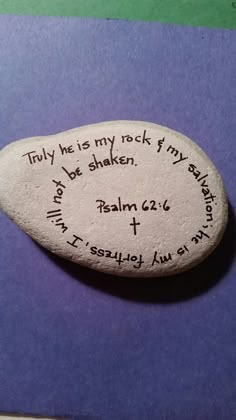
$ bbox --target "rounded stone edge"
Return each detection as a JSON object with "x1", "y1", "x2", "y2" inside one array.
[{"x1": 0, "y1": 120, "x2": 229, "y2": 278}]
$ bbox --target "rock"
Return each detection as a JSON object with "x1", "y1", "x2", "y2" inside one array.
[{"x1": 0, "y1": 121, "x2": 228, "y2": 277}]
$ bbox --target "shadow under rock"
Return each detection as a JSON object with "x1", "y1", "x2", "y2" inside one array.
[{"x1": 40, "y1": 202, "x2": 236, "y2": 304}]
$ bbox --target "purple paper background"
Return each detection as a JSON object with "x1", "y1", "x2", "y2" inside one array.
[{"x1": 0, "y1": 15, "x2": 236, "y2": 420}]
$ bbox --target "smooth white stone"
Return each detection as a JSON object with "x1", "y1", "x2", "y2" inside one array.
[{"x1": 0, "y1": 121, "x2": 228, "y2": 277}]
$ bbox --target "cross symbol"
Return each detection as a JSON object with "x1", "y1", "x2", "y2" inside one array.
[{"x1": 130, "y1": 217, "x2": 140, "y2": 236}]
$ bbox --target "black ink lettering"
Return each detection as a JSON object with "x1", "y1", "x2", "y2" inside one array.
[
  {"x1": 95, "y1": 138, "x2": 106, "y2": 147},
  {"x1": 53, "y1": 195, "x2": 62, "y2": 205},
  {"x1": 105, "y1": 250, "x2": 118, "y2": 259},
  {"x1": 151, "y1": 252, "x2": 159, "y2": 266},
  {"x1": 108, "y1": 136, "x2": 115, "y2": 147},
  {"x1": 167, "y1": 145, "x2": 188, "y2": 164},
  {"x1": 96, "y1": 198, "x2": 137, "y2": 213},
  {"x1": 206, "y1": 213, "x2": 213, "y2": 222},
  {"x1": 188, "y1": 162, "x2": 216, "y2": 223},
  {"x1": 120, "y1": 156, "x2": 127, "y2": 164},
  {"x1": 46, "y1": 209, "x2": 62, "y2": 219},
  {"x1": 22, "y1": 149, "x2": 55, "y2": 165},
  {"x1": 118, "y1": 197, "x2": 122, "y2": 212},
  {"x1": 82, "y1": 140, "x2": 90, "y2": 150},
  {"x1": 42, "y1": 148, "x2": 47, "y2": 160},
  {"x1": 177, "y1": 245, "x2": 189, "y2": 256},
  {"x1": 111, "y1": 204, "x2": 119, "y2": 212},
  {"x1": 92, "y1": 154, "x2": 103, "y2": 169},
  {"x1": 97, "y1": 248, "x2": 105, "y2": 257},
  {"x1": 160, "y1": 253, "x2": 172, "y2": 264},
  {"x1": 142, "y1": 130, "x2": 151, "y2": 145},
  {"x1": 116, "y1": 252, "x2": 125, "y2": 265},
  {"x1": 202, "y1": 188, "x2": 210, "y2": 196},
  {"x1": 95, "y1": 136, "x2": 115, "y2": 148},
  {"x1": 52, "y1": 179, "x2": 66, "y2": 205},
  {"x1": 77, "y1": 140, "x2": 90, "y2": 151},
  {"x1": 122, "y1": 130, "x2": 151, "y2": 145},
  {"x1": 57, "y1": 188, "x2": 64, "y2": 196},
  {"x1": 177, "y1": 247, "x2": 185, "y2": 256},
  {"x1": 123, "y1": 202, "x2": 137, "y2": 212},
  {"x1": 122, "y1": 135, "x2": 133, "y2": 143},
  {"x1": 62, "y1": 165, "x2": 82, "y2": 180},
  {"x1": 88, "y1": 161, "x2": 96, "y2": 171},
  {"x1": 206, "y1": 205, "x2": 212, "y2": 213},
  {"x1": 150, "y1": 200, "x2": 157, "y2": 211},
  {"x1": 157, "y1": 137, "x2": 165, "y2": 153},
  {"x1": 133, "y1": 255, "x2": 145, "y2": 269},
  {"x1": 201, "y1": 179, "x2": 209, "y2": 188},
  {"x1": 59, "y1": 143, "x2": 74, "y2": 155},
  {"x1": 188, "y1": 163, "x2": 196, "y2": 173},
  {"x1": 142, "y1": 200, "x2": 149, "y2": 211},
  {"x1": 205, "y1": 193, "x2": 216, "y2": 204},
  {"x1": 88, "y1": 152, "x2": 134, "y2": 171},
  {"x1": 163, "y1": 199, "x2": 170, "y2": 211},
  {"x1": 126, "y1": 157, "x2": 134, "y2": 165},
  {"x1": 96, "y1": 200, "x2": 106, "y2": 213},
  {"x1": 52, "y1": 179, "x2": 66, "y2": 189},
  {"x1": 34, "y1": 154, "x2": 43, "y2": 163},
  {"x1": 109, "y1": 150, "x2": 119, "y2": 165},
  {"x1": 47, "y1": 209, "x2": 61, "y2": 214},
  {"x1": 103, "y1": 158, "x2": 111, "y2": 166},
  {"x1": 152, "y1": 252, "x2": 172, "y2": 266},
  {"x1": 167, "y1": 145, "x2": 179, "y2": 157},
  {"x1": 130, "y1": 217, "x2": 140, "y2": 235},
  {"x1": 21, "y1": 151, "x2": 36, "y2": 164},
  {"x1": 55, "y1": 221, "x2": 68, "y2": 233},
  {"x1": 90, "y1": 246, "x2": 97, "y2": 255},
  {"x1": 198, "y1": 174, "x2": 208, "y2": 183},
  {"x1": 67, "y1": 235, "x2": 83, "y2": 248},
  {"x1": 47, "y1": 150, "x2": 55, "y2": 165},
  {"x1": 172, "y1": 152, "x2": 188, "y2": 165},
  {"x1": 191, "y1": 229, "x2": 210, "y2": 244}
]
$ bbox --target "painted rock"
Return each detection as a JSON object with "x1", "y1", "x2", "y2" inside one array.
[{"x1": 0, "y1": 121, "x2": 228, "y2": 277}]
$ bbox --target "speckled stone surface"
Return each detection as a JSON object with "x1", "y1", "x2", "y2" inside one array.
[{"x1": 0, "y1": 121, "x2": 228, "y2": 277}]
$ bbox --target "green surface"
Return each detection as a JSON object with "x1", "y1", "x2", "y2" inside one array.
[{"x1": 0, "y1": 0, "x2": 235, "y2": 29}]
